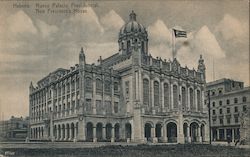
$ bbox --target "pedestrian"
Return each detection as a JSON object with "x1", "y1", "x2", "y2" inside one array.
[{"x1": 227, "y1": 134, "x2": 231, "y2": 146}]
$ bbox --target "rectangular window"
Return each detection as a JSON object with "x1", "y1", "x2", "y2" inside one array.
[
  {"x1": 96, "y1": 100, "x2": 102, "y2": 114},
  {"x1": 212, "y1": 119, "x2": 216, "y2": 124},
  {"x1": 243, "y1": 105, "x2": 247, "y2": 112},
  {"x1": 227, "y1": 118, "x2": 231, "y2": 124},
  {"x1": 235, "y1": 117, "x2": 239, "y2": 123},
  {"x1": 227, "y1": 108, "x2": 230, "y2": 113},
  {"x1": 114, "y1": 102, "x2": 119, "y2": 113},
  {"x1": 234, "y1": 106, "x2": 238, "y2": 112},
  {"x1": 219, "y1": 101, "x2": 222, "y2": 106},
  {"x1": 220, "y1": 118, "x2": 223, "y2": 124},
  {"x1": 212, "y1": 110, "x2": 216, "y2": 115}
]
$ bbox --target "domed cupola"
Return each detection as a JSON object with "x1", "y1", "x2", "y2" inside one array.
[{"x1": 118, "y1": 11, "x2": 148, "y2": 55}]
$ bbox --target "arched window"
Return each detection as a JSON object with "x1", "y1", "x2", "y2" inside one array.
[
  {"x1": 234, "y1": 98, "x2": 238, "y2": 104},
  {"x1": 242, "y1": 96, "x2": 247, "y2": 103},
  {"x1": 143, "y1": 79, "x2": 149, "y2": 106},
  {"x1": 181, "y1": 87, "x2": 186, "y2": 109},
  {"x1": 173, "y1": 85, "x2": 178, "y2": 109},
  {"x1": 85, "y1": 77, "x2": 92, "y2": 91},
  {"x1": 127, "y1": 40, "x2": 131, "y2": 53},
  {"x1": 104, "y1": 80, "x2": 111, "y2": 93},
  {"x1": 96, "y1": 78, "x2": 102, "y2": 92},
  {"x1": 164, "y1": 83, "x2": 169, "y2": 108},
  {"x1": 197, "y1": 90, "x2": 201, "y2": 111},
  {"x1": 154, "y1": 81, "x2": 159, "y2": 106},
  {"x1": 141, "y1": 42, "x2": 144, "y2": 53},
  {"x1": 190, "y1": 88, "x2": 194, "y2": 110}
]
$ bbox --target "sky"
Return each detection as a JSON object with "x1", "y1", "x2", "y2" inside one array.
[{"x1": 0, "y1": 0, "x2": 249, "y2": 120}]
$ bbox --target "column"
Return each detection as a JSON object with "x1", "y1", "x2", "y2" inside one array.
[
  {"x1": 77, "y1": 119, "x2": 86, "y2": 141},
  {"x1": 198, "y1": 126, "x2": 202, "y2": 142},
  {"x1": 163, "y1": 124, "x2": 167, "y2": 142},
  {"x1": 170, "y1": 83, "x2": 173, "y2": 110},
  {"x1": 232, "y1": 128, "x2": 235, "y2": 143},
  {"x1": 224, "y1": 129, "x2": 226, "y2": 140},
  {"x1": 69, "y1": 126, "x2": 72, "y2": 140},
  {"x1": 74, "y1": 126, "x2": 77, "y2": 139},
  {"x1": 151, "y1": 127, "x2": 157, "y2": 143},
  {"x1": 217, "y1": 129, "x2": 219, "y2": 140},
  {"x1": 111, "y1": 77, "x2": 114, "y2": 114},
  {"x1": 111, "y1": 127, "x2": 115, "y2": 142},
  {"x1": 56, "y1": 126, "x2": 59, "y2": 140},
  {"x1": 151, "y1": 79, "x2": 155, "y2": 114},
  {"x1": 61, "y1": 127, "x2": 63, "y2": 140},
  {"x1": 92, "y1": 74, "x2": 96, "y2": 114},
  {"x1": 102, "y1": 127, "x2": 106, "y2": 140},
  {"x1": 93, "y1": 127, "x2": 97, "y2": 142},
  {"x1": 194, "y1": 88, "x2": 197, "y2": 111},
  {"x1": 187, "y1": 86, "x2": 190, "y2": 111}
]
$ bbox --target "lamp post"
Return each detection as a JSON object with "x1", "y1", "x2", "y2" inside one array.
[{"x1": 207, "y1": 90, "x2": 212, "y2": 144}]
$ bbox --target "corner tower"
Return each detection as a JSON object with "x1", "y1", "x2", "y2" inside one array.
[{"x1": 118, "y1": 11, "x2": 148, "y2": 55}]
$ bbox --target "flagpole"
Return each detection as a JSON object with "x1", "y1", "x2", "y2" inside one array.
[{"x1": 172, "y1": 29, "x2": 175, "y2": 60}]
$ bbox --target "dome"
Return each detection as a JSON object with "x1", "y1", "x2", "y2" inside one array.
[{"x1": 119, "y1": 11, "x2": 147, "y2": 37}]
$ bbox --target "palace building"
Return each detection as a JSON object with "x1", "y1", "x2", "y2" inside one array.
[
  {"x1": 206, "y1": 79, "x2": 250, "y2": 142},
  {"x1": 29, "y1": 11, "x2": 209, "y2": 143}
]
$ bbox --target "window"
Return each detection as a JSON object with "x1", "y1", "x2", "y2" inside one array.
[
  {"x1": 227, "y1": 118, "x2": 231, "y2": 124},
  {"x1": 96, "y1": 79, "x2": 102, "y2": 92},
  {"x1": 125, "y1": 81, "x2": 129, "y2": 100},
  {"x1": 227, "y1": 108, "x2": 230, "y2": 113},
  {"x1": 212, "y1": 91, "x2": 215, "y2": 96},
  {"x1": 226, "y1": 99, "x2": 230, "y2": 105},
  {"x1": 114, "y1": 102, "x2": 118, "y2": 113},
  {"x1": 197, "y1": 90, "x2": 201, "y2": 111},
  {"x1": 242, "y1": 96, "x2": 247, "y2": 103},
  {"x1": 164, "y1": 83, "x2": 169, "y2": 108},
  {"x1": 190, "y1": 88, "x2": 194, "y2": 110},
  {"x1": 114, "y1": 82, "x2": 119, "y2": 92},
  {"x1": 154, "y1": 81, "x2": 160, "y2": 106},
  {"x1": 212, "y1": 102, "x2": 215, "y2": 107},
  {"x1": 235, "y1": 117, "x2": 239, "y2": 123},
  {"x1": 96, "y1": 100, "x2": 102, "y2": 114},
  {"x1": 220, "y1": 118, "x2": 223, "y2": 124},
  {"x1": 234, "y1": 106, "x2": 238, "y2": 112},
  {"x1": 105, "y1": 80, "x2": 111, "y2": 93},
  {"x1": 243, "y1": 105, "x2": 247, "y2": 112},
  {"x1": 219, "y1": 101, "x2": 222, "y2": 106},
  {"x1": 212, "y1": 119, "x2": 216, "y2": 124},
  {"x1": 173, "y1": 85, "x2": 178, "y2": 109},
  {"x1": 86, "y1": 77, "x2": 93, "y2": 91},
  {"x1": 143, "y1": 79, "x2": 149, "y2": 106},
  {"x1": 219, "y1": 108, "x2": 223, "y2": 114},
  {"x1": 182, "y1": 87, "x2": 186, "y2": 109},
  {"x1": 86, "y1": 99, "x2": 92, "y2": 112},
  {"x1": 218, "y1": 90, "x2": 222, "y2": 95},
  {"x1": 212, "y1": 110, "x2": 216, "y2": 115},
  {"x1": 234, "y1": 98, "x2": 238, "y2": 104}
]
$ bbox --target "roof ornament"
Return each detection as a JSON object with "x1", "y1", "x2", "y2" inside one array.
[{"x1": 129, "y1": 10, "x2": 136, "y2": 21}]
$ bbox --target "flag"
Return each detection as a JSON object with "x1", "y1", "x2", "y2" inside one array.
[{"x1": 173, "y1": 29, "x2": 187, "y2": 38}]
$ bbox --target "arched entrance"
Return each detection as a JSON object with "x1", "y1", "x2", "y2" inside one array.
[
  {"x1": 144, "y1": 123, "x2": 152, "y2": 141},
  {"x1": 190, "y1": 122, "x2": 199, "y2": 142},
  {"x1": 114, "y1": 123, "x2": 120, "y2": 141},
  {"x1": 66, "y1": 124, "x2": 70, "y2": 140},
  {"x1": 106, "y1": 123, "x2": 112, "y2": 141},
  {"x1": 62, "y1": 124, "x2": 65, "y2": 140},
  {"x1": 71, "y1": 123, "x2": 75, "y2": 139},
  {"x1": 183, "y1": 123, "x2": 188, "y2": 143},
  {"x1": 86, "y1": 122, "x2": 93, "y2": 141},
  {"x1": 96, "y1": 123, "x2": 103, "y2": 141},
  {"x1": 201, "y1": 124, "x2": 205, "y2": 142},
  {"x1": 125, "y1": 123, "x2": 132, "y2": 139},
  {"x1": 155, "y1": 123, "x2": 162, "y2": 140},
  {"x1": 58, "y1": 125, "x2": 61, "y2": 140},
  {"x1": 167, "y1": 122, "x2": 177, "y2": 143}
]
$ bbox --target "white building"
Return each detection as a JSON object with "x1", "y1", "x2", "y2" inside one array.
[{"x1": 29, "y1": 11, "x2": 209, "y2": 143}]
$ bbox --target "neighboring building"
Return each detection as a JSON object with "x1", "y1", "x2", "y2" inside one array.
[
  {"x1": 206, "y1": 78, "x2": 250, "y2": 142},
  {"x1": 29, "y1": 11, "x2": 208, "y2": 143},
  {"x1": 240, "y1": 100, "x2": 250, "y2": 145},
  {"x1": 0, "y1": 116, "x2": 28, "y2": 141}
]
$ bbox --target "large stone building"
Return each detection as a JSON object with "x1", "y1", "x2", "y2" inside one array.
[
  {"x1": 29, "y1": 11, "x2": 209, "y2": 143},
  {"x1": 0, "y1": 116, "x2": 28, "y2": 141},
  {"x1": 206, "y1": 78, "x2": 250, "y2": 142}
]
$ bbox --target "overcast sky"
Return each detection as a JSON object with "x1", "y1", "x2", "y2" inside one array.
[{"x1": 0, "y1": 0, "x2": 249, "y2": 120}]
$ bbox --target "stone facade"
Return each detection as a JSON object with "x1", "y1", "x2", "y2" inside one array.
[
  {"x1": 206, "y1": 78, "x2": 250, "y2": 142},
  {"x1": 29, "y1": 11, "x2": 208, "y2": 143}
]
